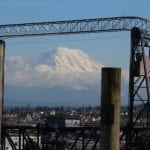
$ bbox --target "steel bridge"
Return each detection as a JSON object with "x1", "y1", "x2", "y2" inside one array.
[
  {"x1": 3, "y1": 124, "x2": 149, "y2": 150},
  {"x1": 0, "y1": 16, "x2": 150, "y2": 150},
  {"x1": 2, "y1": 125, "x2": 101, "y2": 150},
  {"x1": 0, "y1": 16, "x2": 150, "y2": 39}
]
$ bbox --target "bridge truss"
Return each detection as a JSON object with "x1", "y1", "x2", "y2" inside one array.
[
  {"x1": 1, "y1": 16, "x2": 150, "y2": 150},
  {"x1": 0, "y1": 16, "x2": 150, "y2": 38},
  {"x1": 126, "y1": 27, "x2": 150, "y2": 149},
  {"x1": 2, "y1": 125, "x2": 100, "y2": 150}
]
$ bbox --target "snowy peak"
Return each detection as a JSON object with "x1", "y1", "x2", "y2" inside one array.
[
  {"x1": 5, "y1": 47, "x2": 103, "y2": 90},
  {"x1": 36, "y1": 47, "x2": 103, "y2": 73}
]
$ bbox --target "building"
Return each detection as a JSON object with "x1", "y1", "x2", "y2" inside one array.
[{"x1": 45, "y1": 113, "x2": 80, "y2": 127}]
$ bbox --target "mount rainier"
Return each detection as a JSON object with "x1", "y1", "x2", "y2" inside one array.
[{"x1": 4, "y1": 47, "x2": 104, "y2": 106}]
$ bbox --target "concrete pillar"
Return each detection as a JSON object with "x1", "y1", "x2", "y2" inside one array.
[
  {"x1": 0, "y1": 40, "x2": 5, "y2": 149},
  {"x1": 100, "y1": 68, "x2": 121, "y2": 150}
]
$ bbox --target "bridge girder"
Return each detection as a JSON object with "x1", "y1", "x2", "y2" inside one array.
[{"x1": 0, "y1": 16, "x2": 150, "y2": 38}]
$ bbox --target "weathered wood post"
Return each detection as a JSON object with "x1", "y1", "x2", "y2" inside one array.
[
  {"x1": 100, "y1": 67, "x2": 121, "y2": 150},
  {"x1": 0, "y1": 40, "x2": 5, "y2": 149}
]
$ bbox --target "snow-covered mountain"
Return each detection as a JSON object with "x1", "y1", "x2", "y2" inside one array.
[
  {"x1": 4, "y1": 47, "x2": 129, "y2": 106},
  {"x1": 5, "y1": 47, "x2": 103, "y2": 91},
  {"x1": 35, "y1": 47, "x2": 102, "y2": 73},
  {"x1": 4, "y1": 47, "x2": 104, "y2": 106}
]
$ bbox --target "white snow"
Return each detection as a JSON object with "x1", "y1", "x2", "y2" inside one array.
[{"x1": 5, "y1": 47, "x2": 103, "y2": 90}]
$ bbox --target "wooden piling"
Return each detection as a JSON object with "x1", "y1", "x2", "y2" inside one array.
[
  {"x1": 100, "y1": 68, "x2": 121, "y2": 150},
  {"x1": 0, "y1": 40, "x2": 5, "y2": 149}
]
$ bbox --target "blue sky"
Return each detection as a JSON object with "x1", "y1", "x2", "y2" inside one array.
[{"x1": 0, "y1": 0, "x2": 149, "y2": 69}]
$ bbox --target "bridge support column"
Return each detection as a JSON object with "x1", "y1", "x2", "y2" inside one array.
[
  {"x1": 0, "y1": 40, "x2": 5, "y2": 149},
  {"x1": 100, "y1": 68, "x2": 121, "y2": 150}
]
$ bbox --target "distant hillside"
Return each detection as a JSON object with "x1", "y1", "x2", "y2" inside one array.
[{"x1": 4, "y1": 85, "x2": 100, "y2": 106}]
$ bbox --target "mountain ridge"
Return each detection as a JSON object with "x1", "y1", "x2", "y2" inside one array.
[
  {"x1": 5, "y1": 47, "x2": 102, "y2": 90},
  {"x1": 4, "y1": 47, "x2": 102, "y2": 106},
  {"x1": 4, "y1": 47, "x2": 128, "y2": 106}
]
